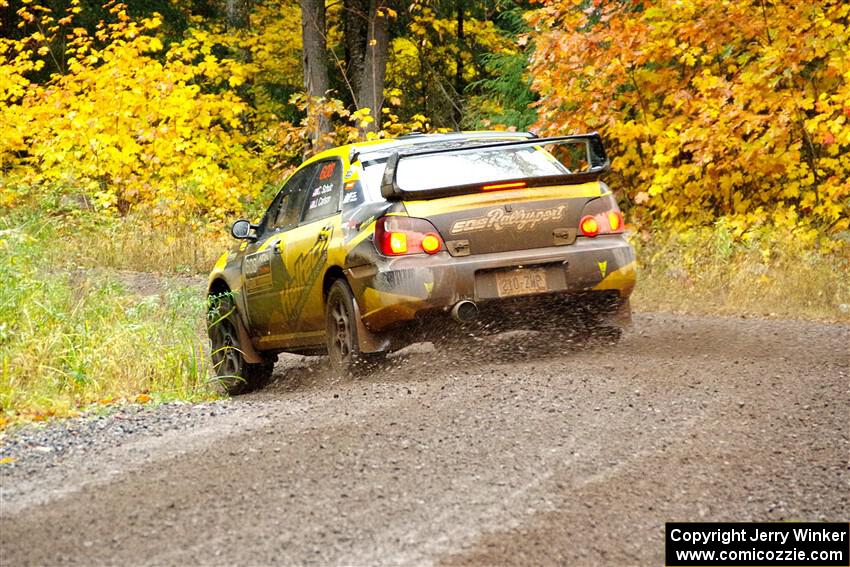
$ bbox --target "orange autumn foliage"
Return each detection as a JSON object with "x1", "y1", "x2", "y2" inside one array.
[{"x1": 529, "y1": 0, "x2": 850, "y2": 238}]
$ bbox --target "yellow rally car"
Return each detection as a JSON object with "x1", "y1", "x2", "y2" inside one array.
[{"x1": 207, "y1": 132, "x2": 636, "y2": 393}]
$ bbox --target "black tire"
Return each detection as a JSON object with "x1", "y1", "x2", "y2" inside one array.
[
  {"x1": 325, "y1": 279, "x2": 383, "y2": 375},
  {"x1": 208, "y1": 293, "x2": 275, "y2": 395}
]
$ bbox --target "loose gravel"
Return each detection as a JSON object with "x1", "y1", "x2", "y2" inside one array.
[{"x1": 1, "y1": 312, "x2": 848, "y2": 566}]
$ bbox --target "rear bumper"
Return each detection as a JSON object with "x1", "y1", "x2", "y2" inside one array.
[{"x1": 345, "y1": 235, "x2": 636, "y2": 332}]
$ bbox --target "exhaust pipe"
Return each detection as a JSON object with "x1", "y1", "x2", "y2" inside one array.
[{"x1": 451, "y1": 300, "x2": 479, "y2": 323}]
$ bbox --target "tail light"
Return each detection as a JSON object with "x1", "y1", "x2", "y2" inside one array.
[
  {"x1": 374, "y1": 216, "x2": 445, "y2": 256},
  {"x1": 482, "y1": 181, "x2": 527, "y2": 191},
  {"x1": 579, "y1": 210, "x2": 625, "y2": 237}
]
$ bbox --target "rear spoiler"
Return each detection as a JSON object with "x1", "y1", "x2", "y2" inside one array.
[{"x1": 380, "y1": 133, "x2": 610, "y2": 201}]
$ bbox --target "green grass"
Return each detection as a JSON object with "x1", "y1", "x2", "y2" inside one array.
[
  {"x1": 0, "y1": 214, "x2": 221, "y2": 426},
  {"x1": 49, "y1": 213, "x2": 229, "y2": 275}
]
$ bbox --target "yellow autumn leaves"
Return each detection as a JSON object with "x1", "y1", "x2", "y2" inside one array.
[
  {"x1": 1, "y1": 1, "x2": 450, "y2": 222},
  {"x1": 1, "y1": 2, "x2": 270, "y2": 220}
]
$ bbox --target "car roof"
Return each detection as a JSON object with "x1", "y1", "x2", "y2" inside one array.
[{"x1": 303, "y1": 131, "x2": 537, "y2": 167}]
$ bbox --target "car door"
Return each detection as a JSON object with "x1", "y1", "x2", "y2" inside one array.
[
  {"x1": 242, "y1": 163, "x2": 317, "y2": 343},
  {"x1": 280, "y1": 158, "x2": 345, "y2": 339}
]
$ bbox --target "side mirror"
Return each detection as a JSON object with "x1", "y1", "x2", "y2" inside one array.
[{"x1": 230, "y1": 219, "x2": 256, "y2": 240}]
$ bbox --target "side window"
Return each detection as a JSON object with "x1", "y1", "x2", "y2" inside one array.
[
  {"x1": 301, "y1": 159, "x2": 343, "y2": 224},
  {"x1": 269, "y1": 164, "x2": 316, "y2": 231},
  {"x1": 341, "y1": 178, "x2": 366, "y2": 210},
  {"x1": 257, "y1": 190, "x2": 287, "y2": 235}
]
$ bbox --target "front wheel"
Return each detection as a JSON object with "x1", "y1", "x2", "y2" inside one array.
[
  {"x1": 208, "y1": 293, "x2": 275, "y2": 395},
  {"x1": 326, "y1": 280, "x2": 383, "y2": 375}
]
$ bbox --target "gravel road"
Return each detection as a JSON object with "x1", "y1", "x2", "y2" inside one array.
[{"x1": 1, "y1": 312, "x2": 848, "y2": 566}]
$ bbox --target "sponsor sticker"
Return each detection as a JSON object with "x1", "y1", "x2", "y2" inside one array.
[
  {"x1": 451, "y1": 205, "x2": 567, "y2": 234},
  {"x1": 318, "y1": 162, "x2": 336, "y2": 181}
]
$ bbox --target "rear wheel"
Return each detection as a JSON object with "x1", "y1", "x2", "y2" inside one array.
[
  {"x1": 208, "y1": 293, "x2": 274, "y2": 394},
  {"x1": 326, "y1": 280, "x2": 383, "y2": 375}
]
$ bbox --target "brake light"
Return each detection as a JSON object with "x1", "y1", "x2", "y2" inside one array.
[
  {"x1": 375, "y1": 216, "x2": 445, "y2": 256},
  {"x1": 580, "y1": 216, "x2": 599, "y2": 237},
  {"x1": 579, "y1": 211, "x2": 625, "y2": 237},
  {"x1": 390, "y1": 232, "x2": 407, "y2": 254},
  {"x1": 482, "y1": 181, "x2": 527, "y2": 191},
  {"x1": 421, "y1": 234, "x2": 441, "y2": 254}
]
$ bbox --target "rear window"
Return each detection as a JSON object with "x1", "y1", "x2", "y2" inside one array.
[
  {"x1": 363, "y1": 147, "x2": 569, "y2": 197},
  {"x1": 359, "y1": 137, "x2": 608, "y2": 201},
  {"x1": 361, "y1": 139, "x2": 603, "y2": 198},
  {"x1": 397, "y1": 147, "x2": 569, "y2": 192}
]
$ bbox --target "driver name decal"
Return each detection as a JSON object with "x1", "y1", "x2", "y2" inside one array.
[{"x1": 451, "y1": 205, "x2": 567, "y2": 234}]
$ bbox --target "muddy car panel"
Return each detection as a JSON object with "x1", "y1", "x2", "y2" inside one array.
[
  {"x1": 401, "y1": 183, "x2": 607, "y2": 255},
  {"x1": 344, "y1": 228, "x2": 635, "y2": 333},
  {"x1": 208, "y1": 132, "x2": 637, "y2": 356}
]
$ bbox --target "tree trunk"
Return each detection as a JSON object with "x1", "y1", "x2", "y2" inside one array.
[
  {"x1": 343, "y1": 0, "x2": 369, "y2": 107},
  {"x1": 453, "y1": 0, "x2": 465, "y2": 127},
  {"x1": 300, "y1": 0, "x2": 332, "y2": 148},
  {"x1": 357, "y1": 0, "x2": 390, "y2": 132},
  {"x1": 222, "y1": 0, "x2": 251, "y2": 29},
  {"x1": 419, "y1": 36, "x2": 428, "y2": 120},
  {"x1": 219, "y1": 0, "x2": 252, "y2": 73}
]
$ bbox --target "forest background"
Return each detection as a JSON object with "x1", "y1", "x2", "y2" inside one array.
[{"x1": 1, "y1": 0, "x2": 848, "y2": 422}]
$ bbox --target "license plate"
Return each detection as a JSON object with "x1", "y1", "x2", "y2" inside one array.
[{"x1": 495, "y1": 268, "x2": 548, "y2": 298}]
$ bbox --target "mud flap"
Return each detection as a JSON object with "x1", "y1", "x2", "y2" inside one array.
[
  {"x1": 351, "y1": 294, "x2": 390, "y2": 354},
  {"x1": 235, "y1": 315, "x2": 264, "y2": 364}
]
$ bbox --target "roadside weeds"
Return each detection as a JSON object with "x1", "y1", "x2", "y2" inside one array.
[{"x1": 1, "y1": 213, "x2": 848, "y2": 428}]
